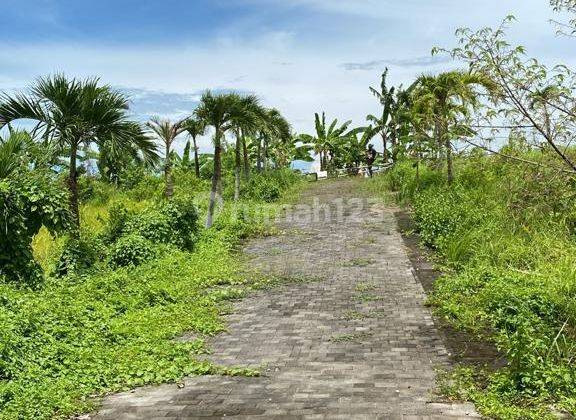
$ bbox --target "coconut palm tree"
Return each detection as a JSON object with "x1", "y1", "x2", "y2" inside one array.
[
  {"x1": 182, "y1": 117, "x2": 206, "y2": 177},
  {"x1": 146, "y1": 116, "x2": 187, "y2": 198},
  {"x1": 195, "y1": 91, "x2": 251, "y2": 227},
  {"x1": 412, "y1": 70, "x2": 495, "y2": 183},
  {"x1": 0, "y1": 74, "x2": 157, "y2": 231}
]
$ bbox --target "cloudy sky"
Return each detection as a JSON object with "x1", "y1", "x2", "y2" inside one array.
[{"x1": 1, "y1": 0, "x2": 573, "y2": 153}]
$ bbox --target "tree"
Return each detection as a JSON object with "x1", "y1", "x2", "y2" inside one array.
[
  {"x1": 412, "y1": 70, "x2": 494, "y2": 183},
  {"x1": 195, "y1": 91, "x2": 247, "y2": 227},
  {"x1": 273, "y1": 134, "x2": 314, "y2": 168},
  {"x1": 182, "y1": 117, "x2": 206, "y2": 177},
  {"x1": 300, "y1": 112, "x2": 355, "y2": 171},
  {"x1": 331, "y1": 126, "x2": 374, "y2": 172},
  {"x1": 0, "y1": 74, "x2": 157, "y2": 232},
  {"x1": 230, "y1": 96, "x2": 264, "y2": 201},
  {"x1": 0, "y1": 130, "x2": 70, "y2": 283},
  {"x1": 257, "y1": 108, "x2": 292, "y2": 172},
  {"x1": 439, "y1": 17, "x2": 576, "y2": 174},
  {"x1": 367, "y1": 68, "x2": 395, "y2": 161},
  {"x1": 147, "y1": 117, "x2": 187, "y2": 198},
  {"x1": 550, "y1": 0, "x2": 576, "y2": 36}
]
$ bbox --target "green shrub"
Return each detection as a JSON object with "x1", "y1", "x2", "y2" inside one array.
[
  {"x1": 101, "y1": 195, "x2": 199, "y2": 250},
  {"x1": 0, "y1": 172, "x2": 70, "y2": 285},
  {"x1": 55, "y1": 235, "x2": 104, "y2": 277},
  {"x1": 380, "y1": 155, "x2": 576, "y2": 418},
  {"x1": 108, "y1": 234, "x2": 156, "y2": 268}
]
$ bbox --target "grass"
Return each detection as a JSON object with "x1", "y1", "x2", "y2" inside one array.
[
  {"x1": 366, "y1": 154, "x2": 576, "y2": 418},
  {"x1": 1, "y1": 168, "x2": 307, "y2": 419}
]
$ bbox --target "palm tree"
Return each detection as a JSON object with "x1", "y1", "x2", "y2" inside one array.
[
  {"x1": 230, "y1": 96, "x2": 264, "y2": 201},
  {"x1": 0, "y1": 130, "x2": 35, "y2": 179},
  {"x1": 412, "y1": 70, "x2": 494, "y2": 183},
  {"x1": 195, "y1": 91, "x2": 249, "y2": 227},
  {"x1": 147, "y1": 117, "x2": 187, "y2": 198},
  {"x1": 182, "y1": 117, "x2": 206, "y2": 178},
  {"x1": 0, "y1": 74, "x2": 157, "y2": 231},
  {"x1": 257, "y1": 108, "x2": 291, "y2": 172}
]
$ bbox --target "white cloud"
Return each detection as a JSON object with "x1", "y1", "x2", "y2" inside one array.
[{"x1": 1, "y1": 0, "x2": 575, "y2": 158}]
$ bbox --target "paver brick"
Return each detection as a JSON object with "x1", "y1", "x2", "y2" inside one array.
[{"x1": 93, "y1": 179, "x2": 479, "y2": 419}]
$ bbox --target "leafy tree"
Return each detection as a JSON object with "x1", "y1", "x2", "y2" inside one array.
[
  {"x1": 439, "y1": 17, "x2": 576, "y2": 174},
  {"x1": 300, "y1": 112, "x2": 357, "y2": 171},
  {"x1": 550, "y1": 0, "x2": 576, "y2": 36},
  {"x1": 273, "y1": 134, "x2": 314, "y2": 168},
  {"x1": 146, "y1": 116, "x2": 186, "y2": 198},
  {"x1": 0, "y1": 74, "x2": 158, "y2": 231},
  {"x1": 367, "y1": 68, "x2": 395, "y2": 161}
]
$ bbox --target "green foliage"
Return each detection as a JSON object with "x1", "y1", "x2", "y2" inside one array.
[
  {"x1": 373, "y1": 155, "x2": 576, "y2": 418},
  {"x1": 108, "y1": 234, "x2": 156, "y2": 268},
  {"x1": 0, "y1": 170, "x2": 70, "y2": 285},
  {"x1": 55, "y1": 235, "x2": 104, "y2": 277},
  {"x1": 102, "y1": 195, "x2": 199, "y2": 250},
  {"x1": 1, "y1": 165, "x2": 303, "y2": 419}
]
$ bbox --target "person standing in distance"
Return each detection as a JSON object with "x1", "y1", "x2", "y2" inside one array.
[{"x1": 365, "y1": 144, "x2": 377, "y2": 178}]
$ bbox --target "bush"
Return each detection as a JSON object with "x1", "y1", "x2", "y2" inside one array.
[
  {"x1": 101, "y1": 195, "x2": 200, "y2": 251},
  {"x1": 242, "y1": 169, "x2": 301, "y2": 202},
  {"x1": 55, "y1": 235, "x2": 104, "y2": 277},
  {"x1": 383, "y1": 155, "x2": 576, "y2": 417},
  {"x1": 108, "y1": 234, "x2": 156, "y2": 268},
  {"x1": 0, "y1": 172, "x2": 70, "y2": 285}
]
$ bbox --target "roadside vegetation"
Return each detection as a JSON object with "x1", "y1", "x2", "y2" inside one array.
[
  {"x1": 354, "y1": 4, "x2": 576, "y2": 419},
  {"x1": 0, "y1": 82, "x2": 307, "y2": 418}
]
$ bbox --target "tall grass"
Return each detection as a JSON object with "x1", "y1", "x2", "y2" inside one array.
[{"x1": 368, "y1": 155, "x2": 576, "y2": 418}]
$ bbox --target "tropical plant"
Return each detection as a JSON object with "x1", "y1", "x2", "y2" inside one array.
[
  {"x1": 367, "y1": 68, "x2": 395, "y2": 162},
  {"x1": 411, "y1": 70, "x2": 494, "y2": 183},
  {"x1": 0, "y1": 132, "x2": 69, "y2": 283},
  {"x1": 195, "y1": 91, "x2": 245, "y2": 227},
  {"x1": 230, "y1": 95, "x2": 265, "y2": 200},
  {"x1": 440, "y1": 17, "x2": 576, "y2": 174},
  {"x1": 299, "y1": 112, "x2": 358, "y2": 171},
  {"x1": 257, "y1": 108, "x2": 292, "y2": 172},
  {"x1": 182, "y1": 117, "x2": 207, "y2": 177},
  {"x1": 273, "y1": 134, "x2": 314, "y2": 168},
  {"x1": 0, "y1": 74, "x2": 158, "y2": 231},
  {"x1": 146, "y1": 116, "x2": 187, "y2": 198}
]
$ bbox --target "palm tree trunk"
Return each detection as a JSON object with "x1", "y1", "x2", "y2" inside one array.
[
  {"x1": 242, "y1": 136, "x2": 250, "y2": 181},
  {"x1": 263, "y1": 139, "x2": 269, "y2": 171},
  {"x1": 165, "y1": 141, "x2": 174, "y2": 198},
  {"x1": 207, "y1": 131, "x2": 222, "y2": 228},
  {"x1": 68, "y1": 141, "x2": 80, "y2": 236},
  {"x1": 446, "y1": 134, "x2": 454, "y2": 185},
  {"x1": 192, "y1": 135, "x2": 200, "y2": 178},
  {"x1": 234, "y1": 131, "x2": 241, "y2": 201},
  {"x1": 256, "y1": 139, "x2": 262, "y2": 172}
]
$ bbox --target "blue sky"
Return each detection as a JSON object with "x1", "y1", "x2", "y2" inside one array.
[{"x1": 1, "y1": 0, "x2": 574, "y2": 153}]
